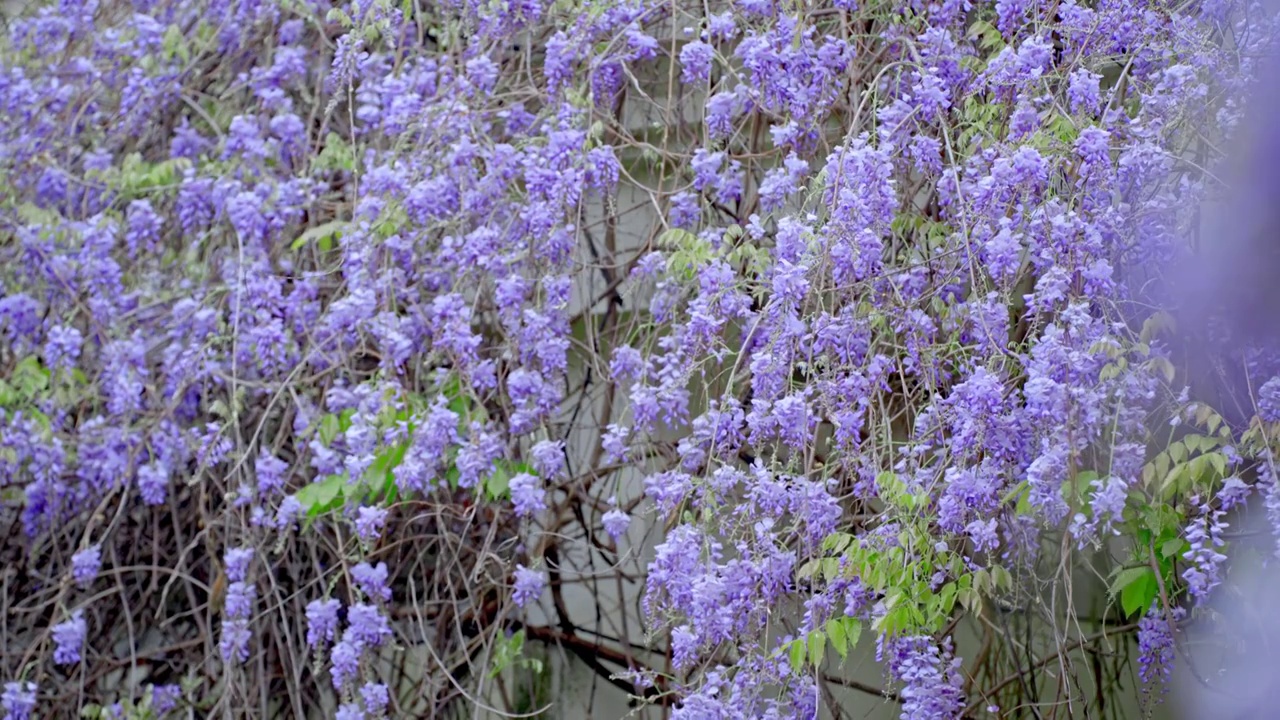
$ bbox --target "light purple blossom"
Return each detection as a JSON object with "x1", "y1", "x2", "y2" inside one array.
[
  {"x1": 70, "y1": 545, "x2": 101, "y2": 588},
  {"x1": 1183, "y1": 496, "x2": 1228, "y2": 603},
  {"x1": 306, "y1": 598, "x2": 342, "y2": 648},
  {"x1": 602, "y1": 508, "x2": 630, "y2": 541},
  {"x1": 529, "y1": 440, "x2": 565, "y2": 479},
  {"x1": 1, "y1": 682, "x2": 36, "y2": 720},
  {"x1": 150, "y1": 684, "x2": 182, "y2": 715},
  {"x1": 509, "y1": 473, "x2": 547, "y2": 518},
  {"x1": 51, "y1": 611, "x2": 87, "y2": 665},
  {"x1": 354, "y1": 506, "x2": 389, "y2": 544},
  {"x1": 679, "y1": 41, "x2": 715, "y2": 83},
  {"x1": 512, "y1": 565, "x2": 543, "y2": 607},
  {"x1": 345, "y1": 604, "x2": 392, "y2": 647},
  {"x1": 352, "y1": 561, "x2": 391, "y2": 602},
  {"x1": 224, "y1": 547, "x2": 254, "y2": 583},
  {"x1": 219, "y1": 618, "x2": 251, "y2": 664},
  {"x1": 1137, "y1": 603, "x2": 1183, "y2": 688},
  {"x1": 361, "y1": 682, "x2": 389, "y2": 717}
]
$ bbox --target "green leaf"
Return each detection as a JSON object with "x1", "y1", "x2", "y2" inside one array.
[
  {"x1": 317, "y1": 414, "x2": 342, "y2": 446},
  {"x1": 1208, "y1": 452, "x2": 1226, "y2": 478},
  {"x1": 367, "y1": 442, "x2": 408, "y2": 501},
  {"x1": 999, "y1": 480, "x2": 1028, "y2": 507},
  {"x1": 822, "y1": 532, "x2": 855, "y2": 554},
  {"x1": 489, "y1": 629, "x2": 527, "y2": 678},
  {"x1": 162, "y1": 24, "x2": 190, "y2": 63},
  {"x1": 826, "y1": 618, "x2": 848, "y2": 660},
  {"x1": 1208, "y1": 413, "x2": 1224, "y2": 435},
  {"x1": 1122, "y1": 571, "x2": 1157, "y2": 617},
  {"x1": 315, "y1": 133, "x2": 355, "y2": 172},
  {"x1": 1110, "y1": 566, "x2": 1150, "y2": 596},
  {"x1": 1188, "y1": 455, "x2": 1210, "y2": 483},
  {"x1": 295, "y1": 474, "x2": 346, "y2": 516},
  {"x1": 939, "y1": 582, "x2": 958, "y2": 614},
  {"x1": 291, "y1": 220, "x2": 348, "y2": 251},
  {"x1": 844, "y1": 619, "x2": 862, "y2": 651},
  {"x1": 788, "y1": 639, "x2": 806, "y2": 673},
  {"x1": 12, "y1": 356, "x2": 49, "y2": 399},
  {"x1": 486, "y1": 465, "x2": 512, "y2": 501},
  {"x1": 326, "y1": 7, "x2": 354, "y2": 26},
  {"x1": 1160, "y1": 538, "x2": 1187, "y2": 559},
  {"x1": 1154, "y1": 452, "x2": 1170, "y2": 482},
  {"x1": 807, "y1": 630, "x2": 826, "y2": 666},
  {"x1": 656, "y1": 227, "x2": 700, "y2": 251},
  {"x1": 1112, "y1": 567, "x2": 1157, "y2": 617},
  {"x1": 1149, "y1": 356, "x2": 1176, "y2": 384}
]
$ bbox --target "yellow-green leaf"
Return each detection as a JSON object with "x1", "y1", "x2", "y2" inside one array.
[
  {"x1": 291, "y1": 220, "x2": 348, "y2": 251},
  {"x1": 807, "y1": 630, "x2": 826, "y2": 666},
  {"x1": 826, "y1": 618, "x2": 848, "y2": 660},
  {"x1": 788, "y1": 639, "x2": 806, "y2": 672}
]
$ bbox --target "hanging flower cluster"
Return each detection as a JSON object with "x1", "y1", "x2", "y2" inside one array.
[{"x1": 0, "y1": 0, "x2": 1278, "y2": 717}]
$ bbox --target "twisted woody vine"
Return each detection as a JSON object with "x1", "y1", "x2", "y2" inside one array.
[{"x1": 0, "y1": 0, "x2": 1278, "y2": 718}]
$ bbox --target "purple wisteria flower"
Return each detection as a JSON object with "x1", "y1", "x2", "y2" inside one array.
[
  {"x1": 330, "y1": 638, "x2": 361, "y2": 690},
  {"x1": 602, "y1": 508, "x2": 630, "y2": 541},
  {"x1": 361, "y1": 682, "x2": 389, "y2": 717},
  {"x1": 1137, "y1": 603, "x2": 1183, "y2": 689},
  {"x1": 0, "y1": 0, "x2": 1270, "y2": 715},
  {"x1": 1, "y1": 682, "x2": 36, "y2": 720},
  {"x1": 352, "y1": 561, "x2": 391, "y2": 602},
  {"x1": 219, "y1": 619, "x2": 252, "y2": 664},
  {"x1": 70, "y1": 545, "x2": 101, "y2": 588},
  {"x1": 355, "y1": 506, "x2": 389, "y2": 544},
  {"x1": 306, "y1": 598, "x2": 342, "y2": 648},
  {"x1": 508, "y1": 473, "x2": 546, "y2": 518},
  {"x1": 881, "y1": 635, "x2": 964, "y2": 720},
  {"x1": 512, "y1": 565, "x2": 543, "y2": 607},
  {"x1": 679, "y1": 41, "x2": 715, "y2": 83},
  {"x1": 51, "y1": 611, "x2": 87, "y2": 665},
  {"x1": 529, "y1": 440, "x2": 565, "y2": 479},
  {"x1": 1183, "y1": 495, "x2": 1228, "y2": 603},
  {"x1": 224, "y1": 547, "x2": 254, "y2": 582},
  {"x1": 150, "y1": 684, "x2": 182, "y2": 715},
  {"x1": 345, "y1": 604, "x2": 392, "y2": 647}
]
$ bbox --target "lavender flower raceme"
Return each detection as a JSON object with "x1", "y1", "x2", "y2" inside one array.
[
  {"x1": 1, "y1": 682, "x2": 36, "y2": 720},
  {"x1": 508, "y1": 473, "x2": 546, "y2": 518},
  {"x1": 602, "y1": 508, "x2": 630, "y2": 541},
  {"x1": 306, "y1": 598, "x2": 342, "y2": 648},
  {"x1": 51, "y1": 612, "x2": 86, "y2": 665},
  {"x1": 219, "y1": 547, "x2": 256, "y2": 665},
  {"x1": 70, "y1": 545, "x2": 101, "y2": 588},
  {"x1": 0, "y1": 0, "x2": 1272, "y2": 715},
  {"x1": 1137, "y1": 603, "x2": 1184, "y2": 689},
  {"x1": 219, "y1": 619, "x2": 252, "y2": 664},
  {"x1": 881, "y1": 636, "x2": 964, "y2": 720},
  {"x1": 351, "y1": 561, "x2": 391, "y2": 602},
  {"x1": 361, "y1": 682, "x2": 389, "y2": 717},
  {"x1": 512, "y1": 565, "x2": 544, "y2": 608},
  {"x1": 355, "y1": 507, "x2": 389, "y2": 544},
  {"x1": 224, "y1": 547, "x2": 254, "y2": 583},
  {"x1": 1183, "y1": 495, "x2": 1228, "y2": 604},
  {"x1": 149, "y1": 684, "x2": 182, "y2": 715}
]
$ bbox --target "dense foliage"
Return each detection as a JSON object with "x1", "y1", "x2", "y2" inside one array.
[{"x1": 0, "y1": 0, "x2": 1277, "y2": 718}]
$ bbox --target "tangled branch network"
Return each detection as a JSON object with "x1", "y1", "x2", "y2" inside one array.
[{"x1": 0, "y1": 0, "x2": 1278, "y2": 718}]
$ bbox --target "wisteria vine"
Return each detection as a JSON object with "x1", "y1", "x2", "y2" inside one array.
[{"x1": 1, "y1": 0, "x2": 1279, "y2": 718}]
